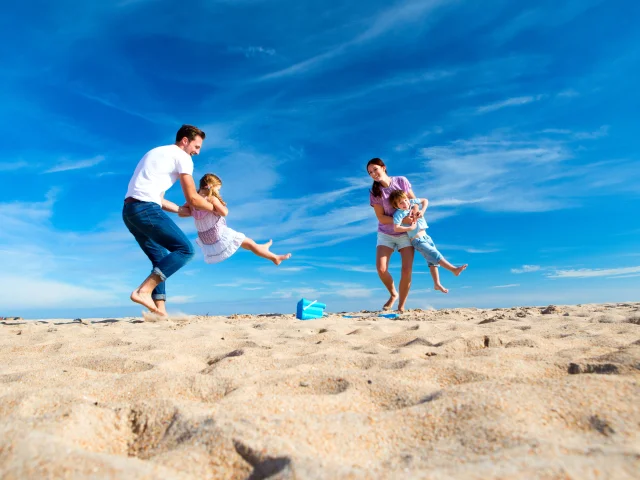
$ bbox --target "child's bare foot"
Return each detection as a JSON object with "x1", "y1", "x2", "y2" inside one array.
[
  {"x1": 453, "y1": 264, "x2": 468, "y2": 276},
  {"x1": 130, "y1": 290, "x2": 159, "y2": 312},
  {"x1": 273, "y1": 253, "x2": 292, "y2": 266},
  {"x1": 263, "y1": 239, "x2": 273, "y2": 249},
  {"x1": 382, "y1": 292, "x2": 399, "y2": 310},
  {"x1": 434, "y1": 284, "x2": 449, "y2": 294}
]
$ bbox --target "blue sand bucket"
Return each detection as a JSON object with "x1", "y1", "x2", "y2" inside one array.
[{"x1": 296, "y1": 298, "x2": 327, "y2": 320}]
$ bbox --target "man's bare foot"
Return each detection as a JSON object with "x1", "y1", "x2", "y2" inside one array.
[
  {"x1": 131, "y1": 290, "x2": 159, "y2": 312},
  {"x1": 397, "y1": 306, "x2": 405, "y2": 313},
  {"x1": 273, "y1": 253, "x2": 292, "y2": 266},
  {"x1": 434, "y1": 284, "x2": 449, "y2": 294},
  {"x1": 382, "y1": 292, "x2": 399, "y2": 310},
  {"x1": 453, "y1": 264, "x2": 468, "y2": 276},
  {"x1": 142, "y1": 310, "x2": 169, "y2": 322}
]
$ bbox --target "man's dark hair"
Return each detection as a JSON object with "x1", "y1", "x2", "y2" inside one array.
[{"x1": 176, "y1": 124, "x2": 206, "y2": 143}]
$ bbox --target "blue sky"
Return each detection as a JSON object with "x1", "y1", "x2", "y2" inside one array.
[{"x1": 1, "y1": 0, "x2": 639, "y2": 318}]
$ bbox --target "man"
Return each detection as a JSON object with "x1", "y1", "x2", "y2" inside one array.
[{"x1": 122, "y1": 124, "x2": 211, "y2": 316}]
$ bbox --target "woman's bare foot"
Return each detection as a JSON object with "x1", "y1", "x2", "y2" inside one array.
[
  {"x1": 131, "y1": 290, "x2": 159, "y2": 312},
  {"x1": 273, "y1": 253, "x2": 292, "y2": 266},
  {"x1": 434, "y1": 284, "x2": 449, "y2": 294},
  {"x1": 382, "y1": 292, "x2": 399, "y2": 310},
  {"x1": 453, "y1": 264, "x2": 468, "y2": 276}
]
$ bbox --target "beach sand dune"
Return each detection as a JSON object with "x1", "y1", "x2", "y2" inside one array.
[{"x1": 1, "y1": 303, "x2": 639, "y2": 479}]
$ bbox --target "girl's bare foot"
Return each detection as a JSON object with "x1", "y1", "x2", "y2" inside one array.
[
  {"x1": 382, "y1": 292, "x2": 398, "y2": 310},
  {"x1": 273, "y1": 253, "x2": 292, "y2": 266},
  {"x1": 130, "y1": 290, "x2": 159, "y2": 312},
  {"x1": 453, "y1": 264, "x2": 468, "y2": 276},
  {"x1": 434, "y1": 284, "x2": 449, "y2": 294}
]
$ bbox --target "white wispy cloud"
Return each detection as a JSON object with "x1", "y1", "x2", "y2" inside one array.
[
  {"x1": 0, "y1": 275, "x2": 119, "y2": 309},
  {"x1": 229, "y1": 46, "x2": 276, "y2": 57},
  {"x1": 170, "y1": 295, "x2": 196, "y2": 304},
  {"x1": 45, "y1": 155, "x2": 105, "y2": 173},
  {"x1": 475, "y1": 95, "x2": 546, "y2": 114},
  {"x1": 511, "y1": 265, "x2": 542, "y2": 274},
  {"x1": 259, "y1": 0, "x2": 450, "y2": 80},
  {"x1": 557, "y1": 89, "x2": 580, "y2": 98},
  {"x1": 491, "y1": 284, "x2": 520, "y2": 288},
  {"x1": 323, "y1": 281, "x2": 375, "y2": 298},
  {"x1": 0, "y1": 160, "x2": 29, "y2": 171},
  {"x1": 416, "y1": 130, "x2": 630, "y2": 213},
  {"x1": 548, "y1": 266, "x2": 640, "y2": 278}
]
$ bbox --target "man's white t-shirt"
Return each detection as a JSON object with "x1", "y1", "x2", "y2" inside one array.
[{"x1": 125, "y1": 145, "x2": 194, "y2": 206}]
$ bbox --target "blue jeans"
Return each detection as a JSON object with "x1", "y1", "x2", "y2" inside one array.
[
  {"x1": 122, "y1": 201, "x2": 194, "y2": 301},
  {"x1": 411, "y1": 234, "x2": 443, "y2": 267}
]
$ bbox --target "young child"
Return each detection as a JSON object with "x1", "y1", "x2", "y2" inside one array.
[
  {"x1": 192, "y1": 173, "x2": 292, "y2": 266},
  {"x1": 389, "y1": 190, "x2": 467, "y2": 293}
]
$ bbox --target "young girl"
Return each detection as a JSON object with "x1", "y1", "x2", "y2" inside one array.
[
  {"x1": 389, "y1": 190, "x2": 467, "y2": 294},
  {"x1": 192, "y1": 173, "x2": 291, "y2": 266}
]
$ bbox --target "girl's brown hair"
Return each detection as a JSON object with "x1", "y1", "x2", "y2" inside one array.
[
  {"x1": 198, "y1": 173, "x2": 227, "y2": 206},
  {"x1": 366, "y1": 157, "x2": 386, "y2": 198}
]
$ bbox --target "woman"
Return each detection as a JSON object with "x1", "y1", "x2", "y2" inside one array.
[{"x1": 367, "y1": 158, "x2": 418, "y2": 312}]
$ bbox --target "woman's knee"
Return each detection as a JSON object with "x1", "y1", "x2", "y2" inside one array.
[{"x1": 377, "y1": 265, "x2": 389, "y2": 276}]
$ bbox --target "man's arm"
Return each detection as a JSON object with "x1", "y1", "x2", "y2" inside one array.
[
  {"x1": 160, "y1": 192, "x2": 179, "y2": 213},
  {"x1": 179, "y1": 174, "x2": 214, "y2": 211}
]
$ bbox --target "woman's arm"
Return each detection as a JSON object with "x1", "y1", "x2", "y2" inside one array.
[
  {"x1": 372, "y1": 204, "x2": 394, "y2": 225},
  {"x1": 373, "y1": 204, "x2": 413, "y2": 226}
]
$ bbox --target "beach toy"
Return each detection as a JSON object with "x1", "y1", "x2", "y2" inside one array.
[{"x1": 296, "y1": 298, "x2": 326, "y2": 320}]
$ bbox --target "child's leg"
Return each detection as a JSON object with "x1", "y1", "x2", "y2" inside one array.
[
  {"x1": 241, "y1": 238, "x2": 291, "y2": 266},
  {"x1": 422, "y1": 235, "x2": 467, "y2": 276},
  {"x1": 429, "y1": 265, "x2": 449, "y2": 293},
  {"x1": 437, "y1": 257, "x2": 467, "y2": 276}
]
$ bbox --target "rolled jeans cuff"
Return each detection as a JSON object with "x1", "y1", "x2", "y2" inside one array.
[
  {"x1": 152, "y1": 266, "x2": 167, "y2": 282},
  {"x1": 152, "y1": 294, "x2": 166, "y2": 301}
]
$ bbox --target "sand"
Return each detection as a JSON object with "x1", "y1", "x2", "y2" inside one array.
[{"x1": 1, "y1": 302, "x2": 639, "y2": 479}]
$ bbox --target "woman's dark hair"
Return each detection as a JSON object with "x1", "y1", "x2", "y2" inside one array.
[{"x1": 367, "y1": 157, "x2": 386, "y2": 197}]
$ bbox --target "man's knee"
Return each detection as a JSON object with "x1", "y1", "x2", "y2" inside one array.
[{"x1": 179, "y1": 240, "x2": 195, "y2": 260}]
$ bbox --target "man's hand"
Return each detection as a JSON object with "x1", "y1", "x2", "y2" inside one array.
[{"x1": 178, "y1": 204, "x2": 192, "y2": 217}]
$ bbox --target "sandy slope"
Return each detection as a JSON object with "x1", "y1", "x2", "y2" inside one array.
[{"x1": 1, "y1": 302, "x2": 639, "y2": 479}]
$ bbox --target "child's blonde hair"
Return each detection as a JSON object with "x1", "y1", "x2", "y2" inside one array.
[
  {"x1": 389, "y1": 190, "x2": 409, "y2": 209},
  {"x1": 198, "y1": 173, "x2": 227, "y2": 206}
]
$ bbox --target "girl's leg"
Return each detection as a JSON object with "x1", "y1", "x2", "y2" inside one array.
[
  {"x1": 376, "y1": 246, "x2": 398, "y2": 310},
  {"x1": 241, "y1": 238, "x2": 291, "y2": 266},
  {"x1": 397, "y1": 246, "x2": 415, "y2": 312},
  {"x1": 438, "y1": 257, "x2": 468, "y2": 276},
  {"x1": 430, "y1": 266, "x2": 449, "y2": 293}
]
